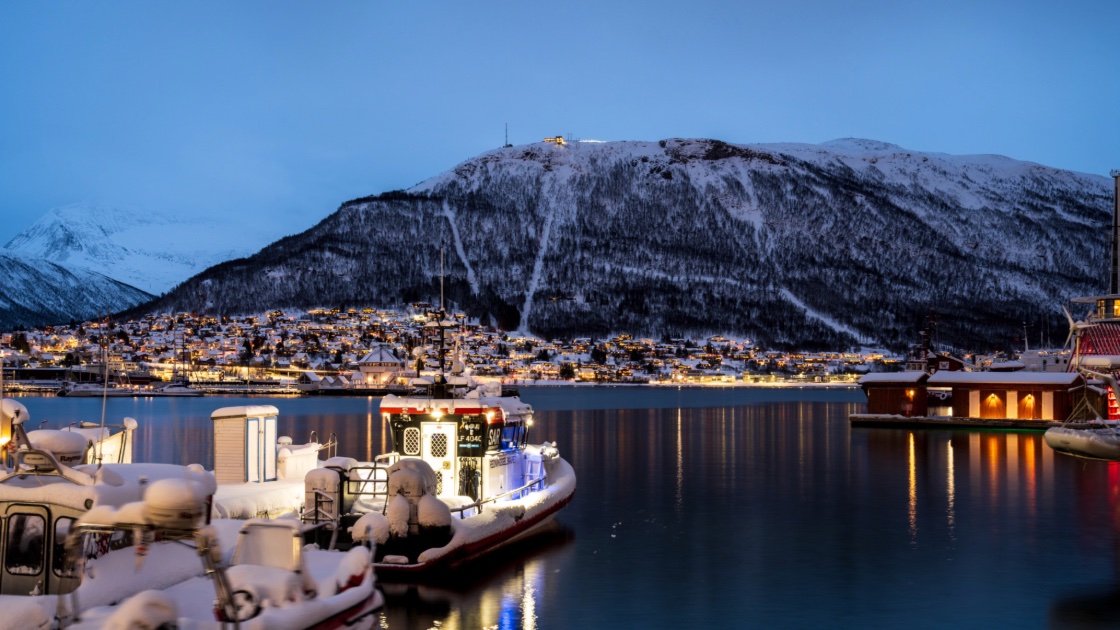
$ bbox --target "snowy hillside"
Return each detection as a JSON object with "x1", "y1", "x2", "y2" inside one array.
[
  {"x1": 3, "y1": 201, "x2": 285, "y2": 295},
  {"x1": 0, "y1": 252, "x2": 153, "y2": 329},
  {"x1": 135, "y1": 138, "x2": 1112, "y2": 350}
]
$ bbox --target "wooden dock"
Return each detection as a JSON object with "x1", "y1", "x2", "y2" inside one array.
[{"x1": 848, "y1": 413, "x2": 1062, "y2": 431}]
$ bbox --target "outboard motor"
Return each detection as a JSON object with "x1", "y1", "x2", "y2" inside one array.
[{"x1": 383, "y1": 459, "x2": 452, "y2": 561}]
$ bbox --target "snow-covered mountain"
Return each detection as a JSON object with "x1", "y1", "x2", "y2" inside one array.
[
  {"x1": 0, "y1": 251, "x2": 153, "y2": 329},
  {"x1": 129, "y1": 138, "x2": 1114, "y2": 349},
  {"x1": 3, "y1": 201, "x2": 284, "y2": 295}
]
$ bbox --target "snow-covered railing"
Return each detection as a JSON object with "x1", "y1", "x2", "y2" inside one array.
[
  {"x1": 448, "y1": 473, "x2": 547, "y2": 518},
  {"x1": 346, "y1": 465, "x2": 390, "y2": 497}
]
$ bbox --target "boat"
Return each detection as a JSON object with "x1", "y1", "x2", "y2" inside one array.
[
  {"x1": 1043, "y1": 424, "x2": 1120, "y2": 461},
  {"x1": 56, "y1": 382, "x2": 142, "y2": 398},
  {"x1": 61, "y1": 506, "x2": 383, "y2": 629},
  {"x1": 0, "y1": 399, "x2": 341, "y2": 627},
  {"x1": 148, "y1": 379, "x2": 203, "y2": 397},
  {"x1": 0, "y1": 398, "x2": 215, "y2": 624},
  {"x1": 300, "y1": 310, "x2": 577, "y2": 578},
  {"x1": 1042, "y1": 173, "x2": 1120, "y2": 460}
]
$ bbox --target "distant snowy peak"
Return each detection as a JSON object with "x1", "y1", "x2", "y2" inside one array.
[
  {"x1": 3, "y1": 201, "x2": 286, "y2": 295},
  {"x1": 0, "y1": 251, "x2": 153, "y2": 329},
  {"x1": 3, "y1": 201, "x2": 158, "y2": 262}
]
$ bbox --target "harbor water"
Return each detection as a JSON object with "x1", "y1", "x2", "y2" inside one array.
[{"x1": 13, "y1": 386, "x2": 1120, "y2": 629}]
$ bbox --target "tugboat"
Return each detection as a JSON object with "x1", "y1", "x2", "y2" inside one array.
[
  {"x1": 302, "y1": 310, "x2": 577, "y2": 578},
  {"x1": 1044, "y1": 171, "x2": 1120, "y2": 460}
]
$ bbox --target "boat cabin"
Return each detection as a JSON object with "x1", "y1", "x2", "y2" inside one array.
[
  {"x1": 0, "y1": 399, "x2": 206, "y2": 597},
  {"x1": 380, "y1": 379, "x2": 533, "y2": 502}
]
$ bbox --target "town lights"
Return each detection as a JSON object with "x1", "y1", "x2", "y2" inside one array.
[{"x1": 432, "y1": 409, "x2": 444, "y2": 419}]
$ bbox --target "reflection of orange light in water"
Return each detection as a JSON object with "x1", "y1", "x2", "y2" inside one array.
[
  {"x1": 987, "y1": 436, "x2": 1000, "y2": 498},
  {"x1": 908, "y1": 432, "x2": 917, "y2": 543},
  {"x1": 1024, "y1": 436, "x2": 1037, "y2": 517},
  {"x1": 946, "y1": 440, "x2": 955, "y2": 538}
]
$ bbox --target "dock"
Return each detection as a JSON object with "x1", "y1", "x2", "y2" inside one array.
[{"x1": 848, "y1": 413, "x2": 1062, "y2": 431}]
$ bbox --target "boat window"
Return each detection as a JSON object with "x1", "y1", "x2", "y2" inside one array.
[
  {"x1": 52, "y1": 517, "x2": 76, "y2": 577},
  {"x1": 5, "y1": 513, "x2": 45, "y2": 576},
  {"x1": 501, "y1": 425, "x2": 520, "y2": 449}
]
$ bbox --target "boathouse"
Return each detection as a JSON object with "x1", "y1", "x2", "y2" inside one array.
[
  {"x1": 856, "y1": 370, "x2": 1088, "y2": 425},
  {"x1": 923, "y1": 371, "x2": 1084, "y2": 421},
  {"x1": 858, "y1": 372, "x2": 929, "y2": 416}
]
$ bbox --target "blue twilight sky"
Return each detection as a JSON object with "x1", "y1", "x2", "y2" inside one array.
[{"x1": 1, "y1": 0, "x2": 1117, "y2": 244}]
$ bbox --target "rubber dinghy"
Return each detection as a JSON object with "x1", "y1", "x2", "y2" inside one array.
[{"x1": 1044, "y1": 426, "x2": 1120, "y2": 461}]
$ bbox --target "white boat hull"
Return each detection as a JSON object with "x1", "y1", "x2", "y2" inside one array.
[{"x1": 1044, "y1": 426, "x2": 1120, "y2": 461}]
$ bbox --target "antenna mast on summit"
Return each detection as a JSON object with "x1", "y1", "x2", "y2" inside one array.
[{"x1": 1112, "y1": 169, "x2": 1120, "y2": 295}]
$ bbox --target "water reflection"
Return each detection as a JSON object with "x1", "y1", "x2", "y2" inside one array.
[
  {"x1": 947, "y1": 439, "x2": 955, "y2": 541},
  {"x1": 377, "y1": 523, "x2": 575, "y2": 630},
  {"x1": 16, "y1": 394, "x2": 1120, "y2": 627},
  {"x1": 908, "y1": 432, "x2": 917, "y2": 545}
]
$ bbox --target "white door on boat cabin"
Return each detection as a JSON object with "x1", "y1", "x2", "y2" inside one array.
[{"x1": 421, "y1": 422, "x2": 456, "y2": 496}]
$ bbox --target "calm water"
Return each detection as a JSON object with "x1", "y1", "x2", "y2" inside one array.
[{"x1": 11, "y1": 386, "x2": 1120, "y2": 629}]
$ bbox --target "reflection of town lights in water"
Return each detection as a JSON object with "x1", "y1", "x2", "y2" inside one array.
[
  {"x1": 365, "y1": 410, "x2": 372, "y2": 461},
  {"x1": 499, "y1": 593, "x2": 520, "y2": 630},
  {"x1": 675, "y1": 409, "x2": 683, "y2": 516},
  {"x1": 908, "y1": 432, "x2": 917, "y2": 544},
  {"x1": 946, "y1": 439, "x2": 955, "y2": 541}
]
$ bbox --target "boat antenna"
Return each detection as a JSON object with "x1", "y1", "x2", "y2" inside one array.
[
  {"x1": 1111, "y1": 170, "x2": 1120, "y2": 295},
  {"x1": 97, "y1": 315, "x2": 109, "y2": 466}
]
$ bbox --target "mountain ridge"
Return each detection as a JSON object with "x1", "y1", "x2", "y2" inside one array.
[{"x1": 128, "y1": 137, "x2": 1111, "y2": 351}]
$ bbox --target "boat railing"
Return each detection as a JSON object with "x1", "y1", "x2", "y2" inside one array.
[
  {"x1": 303, "y1": 488, "x2": 339, "y2": 524},
  {"x1": 345, "y1": 464, "x2": 392, "y2": 512},
  {"x1": 295, "y1": 509, "x2": 342, "y2": 551},
  {"x1": 448, "y1": 473, "x2": 547, "y2": 518},
  {"x1": 373, "y1": 452, "x2": 399, "y2": 466}
]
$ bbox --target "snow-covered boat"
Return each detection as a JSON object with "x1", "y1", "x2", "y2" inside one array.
[
  {"x1": 0, "y1": 398, "x2": 217, "y2": 627},
  {"x1": 62, "y1": 502, "x2": 382, "y2": 630},
  {"x1": 300, "y1": 312, "x2": 577, "y2": 578},
  {"x1": 0, "y1": 399, "x2": 339, "y2": 628}
]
